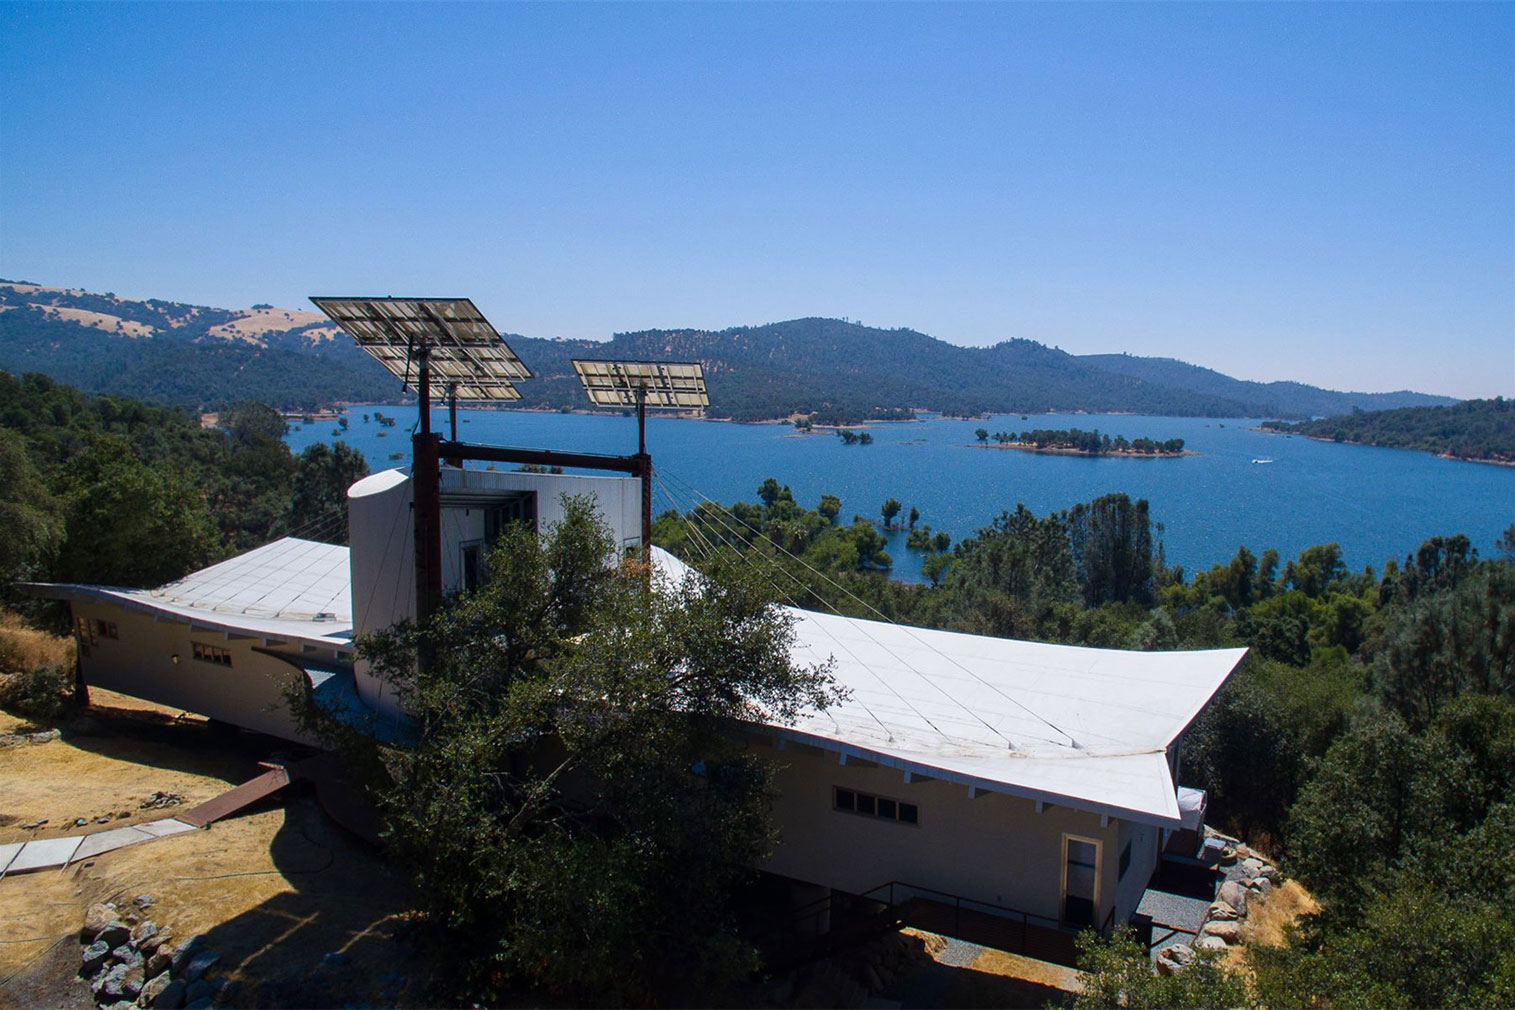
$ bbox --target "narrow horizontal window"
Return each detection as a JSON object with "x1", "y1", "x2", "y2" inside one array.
[
  {"x1": 832, "y1": 787, "x2": 918, "y2": 826},
  {"x1": 191, "y1": 642, "x2": 232, "y2": 667}
]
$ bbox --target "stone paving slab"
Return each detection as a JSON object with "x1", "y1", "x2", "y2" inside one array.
[
  {"x1": 6, "y1": 835, "x2": 83, "y2": 874},
  {"x1": 1, "y1": 817, "x2": 201, "y2": 879},
  {"x1": 73, "y1": 824, "x2": 161, "y2": 860},
  {"x1": 1137, "y1": 887, "x2": 1210, "y2": 934}
]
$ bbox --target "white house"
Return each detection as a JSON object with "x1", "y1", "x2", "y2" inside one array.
[{"x1": 31, "y1": 464, "x2": 1242, "y2": 950}]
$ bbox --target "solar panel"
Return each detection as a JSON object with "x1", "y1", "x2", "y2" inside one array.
[
  {"x1": 309, "y1": 296, "x2": 531, "y2": 401},
  {"x1": 571, "y1": 359, "x2": 709, "y2": 409}
]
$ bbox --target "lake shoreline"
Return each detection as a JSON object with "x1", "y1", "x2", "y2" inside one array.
[{"x1": 1251, "y1": 427, "x2": 1514, "y2": 468}]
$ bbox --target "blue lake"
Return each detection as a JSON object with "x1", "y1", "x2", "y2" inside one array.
[{"x1": 287, "y1": 408, "x2": 1514, "y2": 583}]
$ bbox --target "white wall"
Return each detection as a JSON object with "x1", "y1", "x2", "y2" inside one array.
[
  {"x1": 759, "y1": 738, "x2": 1133, "y2": 927},
  {"x1": 1112, "y1": 815, "x2": 1161, "y2": 924},
  {"x1": 71, "y1": 602, "x2": 320, "y2": 744},
  {"x1": 346, "y1": 465, "x2": 642, "y2": 717}
]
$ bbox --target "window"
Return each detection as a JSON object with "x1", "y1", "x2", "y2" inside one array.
[
  {"x1": 75, "y1": 616, "x2": 93, "y2": 657},
  {"x1": 1118, "y1": 840, "x2": 1132, "y2": 879},
  {"x1": 192, "y1": 642, "x2": 232, "y2": 667},
  {"x1": 484, "y1": 492, "x2": 537, "y2": 544},
  {"x1": 833, "y1": 786, "x2": 918, "y2": 826},
  {"x1": 92, "y1": 619, "x2": 118, "y2": 640}
]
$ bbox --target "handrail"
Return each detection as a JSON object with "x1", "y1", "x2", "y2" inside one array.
[{"x1": 858, "y1": 879, "x2": 1064, "y2": 934}]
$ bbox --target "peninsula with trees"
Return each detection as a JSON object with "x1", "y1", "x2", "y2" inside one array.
[
  {"x1": 972, "y1": 426, "x2": 1189, "y2": 457},
  {"x1": 1259, "y1": 397, "x2": 1514, "y2": 465}
]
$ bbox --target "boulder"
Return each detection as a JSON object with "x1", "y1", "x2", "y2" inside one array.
[
  {"x1": 169, "y1": 937, "x2": 203, "y2": 975},
  {"x1": 1162, "y1": 943, "x2": 1195, "y2": 966},
  {"x1": 1206, "y1": 900, "x2": 1239, "y2": 922},
  {"x1": 149, "y1": 977, "x2": 187, "y2": 1010},
  {"x1": 180, "y1": 951, "x2": 220, "y2": 984},
  {"x1": 97, "y1": 923, "x2": 131, "y2": 950},
  {"x1": 122, "y1": 963, "x2": 146, "y2": 1000},
  {"x1": 80, "y1": 938, "x2": 112, "y2": 976},
  {"x1": 1155, "y1": 943, "x2": 1195, "y2": 976},
  {"x1": 1195, "y1": 935, "x2": 1229, "y2": 952},
  {"x1": 1250, "y1": 877, "x2": 1274, "y2": 897},
  {"x1": 94, "y1": 962, "x2": 130, "y2": 1001},
  {"x1": 145, "y1": 947, "x2": 174, "y2": 980},
  {"x1": 83, "y1": 903, "x2": 122, "y2": 942},
  {"x1": 111, "y1": 944, "x2": 144, "y2": 969},
  {"x1": 1258, "y1": 864, "x2": 1282, "y2": 883},
  {"x1": 1240, "y1": 857, "x2": 1265, "y2": 876},
  {"x1": 137, "y1": 973, "x2": 173, "y2": 1008},
  {"x1": 184, "y1": 979, "x2": 211, "y2": 1004},
  {"x1": 131, "y1": 921, "x2": 159, "y2": 950},
  {"x1": 1201, "y1": 920, "x2": 1243, "y2": 944},
  {"x1": 1218, "y1": 880, "x2": 1249, "y2": 915}
]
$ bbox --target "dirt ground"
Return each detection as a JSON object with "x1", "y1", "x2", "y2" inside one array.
[{"x1": 0, "y1": 690, "x2": 429, "y2": 1008}]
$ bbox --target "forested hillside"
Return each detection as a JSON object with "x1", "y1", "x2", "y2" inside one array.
[
  {"x1": 1261, "y1": 397, "x2": 1515, "y2": 464},
  {"x1": 1081, "y1": 352, "x2": 1455, "y2": 418},
  {"x1": 0, "y1": 372, "x2": 368, "y2": 596},
  {"x1": 654, "y1": 482, "x2": 1515, "y2": 1006},
  {"x1": 0, "y1": 282, "x2": 396, "y2": 409},
  {"x1": 2, "y1": 282, "x2": 1459, "y2": 422}
]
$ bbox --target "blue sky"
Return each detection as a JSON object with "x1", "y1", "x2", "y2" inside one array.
[{"x1": 2, "y1": 2, "x2": 1511, "y2": 398}]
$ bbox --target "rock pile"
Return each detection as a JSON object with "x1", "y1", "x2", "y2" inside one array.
[
  {"x1": 77, "y1": 898, "x2": 230, "y2": 1010},
  {"x1": 1156, "y1": 827, "x2": 1284, "y2": 976},
  {"x1": 138, "y1": 792, "x2": 185, "y2": 811}
]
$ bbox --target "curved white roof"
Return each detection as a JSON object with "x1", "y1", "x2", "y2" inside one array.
[
  {"x1": 33, "y1": 537, "x2": 353, "y2": 645},
  {"x1": 652, "y1": 547, "x2": 1244, "y2": 826}
]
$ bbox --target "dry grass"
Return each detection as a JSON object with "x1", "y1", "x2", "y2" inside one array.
[
  {"x1": 1244, "y1": 879, "x2": 1319, "y2": 948},
  {"x1": 39, "y1": 305, "x2": 155, "y2": 337},
  {"x1": 0, "y1": 689, "x2": 426, "y2": 1006},
  {"x1": 0, "y1": 613, "x2": 73, "y2": 675},
  {"x1": 206, "y1": 307, "x2": 336, "y2": 344}
]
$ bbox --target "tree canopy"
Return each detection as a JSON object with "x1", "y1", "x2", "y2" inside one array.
[{"x1": 323, "y1": 497, "x2": 839, "y2": 1005}]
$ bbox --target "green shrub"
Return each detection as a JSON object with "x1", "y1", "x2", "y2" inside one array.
[{"x1": 0, "y1": 662, "x2": 74, "y2": 721}]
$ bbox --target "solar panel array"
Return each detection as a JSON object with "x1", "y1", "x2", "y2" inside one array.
[
  {"x1": 309, "y1": 296, "x2": 531, "y2": 401},
  {"x1": 571, "y1": 359, "x2": 709, "y2": 409}
]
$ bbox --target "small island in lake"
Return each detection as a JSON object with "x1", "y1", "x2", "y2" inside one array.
[{"x1": 971, "y1": 427, "x2": 1191, "y2": 457}]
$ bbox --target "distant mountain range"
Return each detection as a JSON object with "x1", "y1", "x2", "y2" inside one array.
[{"x1": 0, "y1": 281, "x2": 1457, "y2": 420}]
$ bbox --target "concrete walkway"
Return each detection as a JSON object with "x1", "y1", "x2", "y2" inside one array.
[{"x1": 0, "y1": 818, "x2": 199, "y2": 878}]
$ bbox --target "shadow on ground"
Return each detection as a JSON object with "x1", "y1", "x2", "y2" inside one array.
[{"x1": 182, "y1": 792, "x2": 431, "y2": 1008}]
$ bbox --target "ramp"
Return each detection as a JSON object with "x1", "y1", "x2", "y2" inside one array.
[{"x1": 178, "y1": 763, "x2": 291, "y2": 827}]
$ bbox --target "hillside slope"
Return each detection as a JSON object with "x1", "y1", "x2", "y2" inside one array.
[
  {"x1": 0, "y1": 283, "x2": 395, "y2": 409},
  {"x1": 1079, "y1": 353, "x2": 1454, "y2": 417},
  {"x1": 0, "y1": 281, "x2": 1457, "y2": 420}
]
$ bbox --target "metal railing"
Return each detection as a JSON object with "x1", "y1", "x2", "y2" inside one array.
[{"x1": 858, "y1": 880, "x2": 1070, "y2": 954}]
